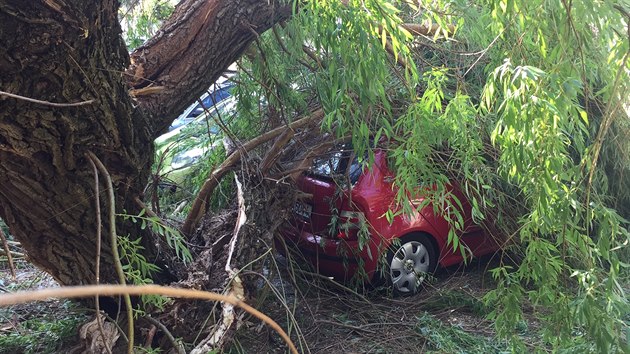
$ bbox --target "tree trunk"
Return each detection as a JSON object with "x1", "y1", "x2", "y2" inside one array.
[{"x1": 0, "y1": 0, "x2": 288, "y2": 286}]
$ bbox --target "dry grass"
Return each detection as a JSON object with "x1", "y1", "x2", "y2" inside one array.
[{"x1": 232, "y1": 253, "x2": 510, "y2": 354}]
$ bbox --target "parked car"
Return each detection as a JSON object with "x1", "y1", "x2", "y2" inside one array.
[
  {"x1": 281, "y1": 144, "x2": 500, "y2": 294},
  {"x1": 168, "y1": 82, "x2": 234, "y2": 131},
  {"x1": 155, "y1": 97, "x2": 236, "y2": 187}
]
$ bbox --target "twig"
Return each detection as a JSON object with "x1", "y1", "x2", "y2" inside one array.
[
  {"x1": 260, "y1": 128, "x2": 295, "y2": 175},
  {"x1": 0, "y1": 228, "x2": 15, "y2": 280},
  {"x1": 302, "y1": 45, "x2": 325, "y2": 69},
  {"x1": 584, "y1": 50, "x2": 629, "y2": 211},
  {"x1": 143, "y1": 316, "x2": 185, "y2": 354},
  {"x1": 86, "y1": 151, "x2": 135, "y2": 354},
  {"x1": 292, "y1": 267, "x2": 371, "y2": 303},
  {"x1": 144, "y1": 324, "x2": 157, "y2": 348},
  {"x1": 240, "y1": 269, "x2": 308, "y2": 353},
  {"x1": 0, "y1": 284, "x2": 298, "y2": 354},
  {"x1": 87, "y1": 157, "x2": 113, "y2": 354},
  {"x1": 0, "y1": 90, "x2": 94, "y2": 107},
  {"x1": 400, "y1": 23, "x2": 455, "y2": 37},
  {"x1": 272, "y1": 25, "x2": 316, "y2": 71},
  {"x1": 0, "y1": 251, "x2": 25, "y2": 258},
  {"x1": 315, "y1": 319, "x2": 376, "y2": 334},
  {"x1": 133, "y1": 196, "x2": 159, "y2": 219},
  {"x1": 463, "y1": 30, "x2": 503, "y2": 77}
]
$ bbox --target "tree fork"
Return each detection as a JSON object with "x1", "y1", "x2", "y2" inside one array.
[{"x1": 0, "y1": 0, "x2": 290, "y2": 286}]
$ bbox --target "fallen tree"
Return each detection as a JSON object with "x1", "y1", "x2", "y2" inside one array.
[{"x1": 0, "y1": 0, "x2": 628, "y2": 353}]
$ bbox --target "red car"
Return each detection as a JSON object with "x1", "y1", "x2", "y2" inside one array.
[{"x1": 281, "y1": 144, "x2": 499, "y2": 294}]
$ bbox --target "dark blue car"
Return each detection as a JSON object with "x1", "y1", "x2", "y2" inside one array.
[{"x1": 168, "y1": 82, "x2": 233, "y2": 131}]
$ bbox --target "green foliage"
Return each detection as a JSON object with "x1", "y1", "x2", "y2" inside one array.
[
  {"x1": 237, "y1": 0, "x2": 630, "y2": 351},
  {"x1": 296, "y1": 0, "x2": 417, "y2": 146},
  {"x1": 415, "y1": 312, "x2": 506, "y2": 353},
  {"x1": 117, "y1": 210, "x2": 192, "y2": 315},
  {"x1": 119, "y1": 0, "x2": 174, "y2": 51},
  {"x1": 151, "y1": 99, "x2": 238, "y2": 216},
  {"x1": 117, "y1": 234, "x2": 169, "y2": 315},
  {"x1": 472, "y1": 0, "x2": 629, "y2": 351},
  {"x1": 119, "y1": 209, "x2": 192, "y2": 264},
  {"x1": 0, "y1": 303, "x2": 86, "y2": 354}
]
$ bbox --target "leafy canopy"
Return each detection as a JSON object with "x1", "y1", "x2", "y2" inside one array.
[{"x1": 234, "y1": 0, "x2": 629, "y2": 351}]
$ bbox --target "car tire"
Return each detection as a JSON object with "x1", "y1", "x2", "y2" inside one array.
[{"x1": 385, "y1": 233, "x2": 437, "y2": 295}]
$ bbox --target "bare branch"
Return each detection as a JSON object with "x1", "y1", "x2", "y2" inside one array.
[
  {"x1": 0, "y1": 284, "x2": 298, "y2": 354},
  {"x1": 0, "y1": 90, "x2": 94, "y2": 108},
  {"x1": 87, "y1": 157, "x2": 113, "y2": 354},
  {"x1": 86, "y1": 151, "x2": 134, "y2": 354}
]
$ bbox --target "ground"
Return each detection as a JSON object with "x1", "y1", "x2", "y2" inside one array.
[
  {"x1": 0, "y1": 262, "x2": 86, "y2": 354},
  {"x1": 232, "y1": 254, "x2": 513, "y2": 354},
  {"x1": 0, "y1": 254, "x2": 530, "y2": 353}
]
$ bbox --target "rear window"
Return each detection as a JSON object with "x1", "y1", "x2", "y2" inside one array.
[{"x1": 309, "y1": 144, "x2": 363, "y2": 184}]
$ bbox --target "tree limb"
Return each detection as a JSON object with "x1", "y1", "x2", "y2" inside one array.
[
  {"x1": 125, "y1": 0, "x2": 291, "y2": 134},
  {"x1": 182, "y1": 109, "x2": 324, "y2": 235}
]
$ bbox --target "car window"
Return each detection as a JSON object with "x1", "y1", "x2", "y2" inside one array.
[
  {"x1": 189, "y1": 103, "x2": 204, "y2": 118},
  {"x1": 310, "y1": 144, "x2": 363, "y2": 184}
]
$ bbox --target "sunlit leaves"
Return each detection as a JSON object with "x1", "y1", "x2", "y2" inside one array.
[
  {"x1": 238, "y1": 0, "x2": 628, "y2": 350},
  {"x1": 477, "y1": 0, "x2": 630, "y2": 351}
]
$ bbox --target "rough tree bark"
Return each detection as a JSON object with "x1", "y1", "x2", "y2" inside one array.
[{"x1": 0, "y1": 0, "x2": 288, "y2": 286}]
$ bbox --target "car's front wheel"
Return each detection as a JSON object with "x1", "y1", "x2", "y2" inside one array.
[{"x1": 386, "y1": 234, "x2": 437, "y2": 295}]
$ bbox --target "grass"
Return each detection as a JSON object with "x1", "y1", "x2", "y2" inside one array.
[
  {"x1": 415, "y1": 311, "x2": 507, "y2": 354},
  {"x1": 0, "y1": 301, "x2": 87, "y2": 354},
  {"x1": 421, "y1": 289, "x2": 491, "y2": 317},
  {"x1": 0, "y1": 261, "x2": 88, "y2": 354}
]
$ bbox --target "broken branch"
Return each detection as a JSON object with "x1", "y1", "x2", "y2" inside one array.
[
  {"x1": 182, "y1": 109, "x2": 324, "y2": 235},
  {"x1": 0, "y1": 228, "x2": 15, "y2": 280}
]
